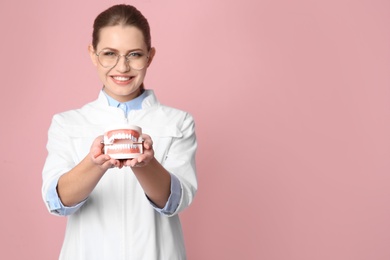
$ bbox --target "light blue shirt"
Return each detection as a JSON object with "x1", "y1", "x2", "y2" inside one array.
[
  {"x1": 104, "y1": 88, "x2": 147, "y2": 113},
  {"x1": 45, "y1": 89, "x2": 182, "y2": 216}
]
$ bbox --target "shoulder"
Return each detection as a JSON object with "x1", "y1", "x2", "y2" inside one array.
[
  {"x1": 144, "y1": 89, "x2": 194, "y2": 121},
  {"x1": 51, "y1": 98, "x2": 101, "y2": 126},
  {"x1": 144, "y1": 103, "x2": 195, "y2": 128},
  {"x1": 138, "y1": 104, "x2": 195, "y2": 139},
  {"x1": 160, "y1": 103, "x2": 192, "y2": 118}
]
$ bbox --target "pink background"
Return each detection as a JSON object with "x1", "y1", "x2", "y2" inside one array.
[{"x1": 1, "y1": 0, "x2": 389, "y2": 259}]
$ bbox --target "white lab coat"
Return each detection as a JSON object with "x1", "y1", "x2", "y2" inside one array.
[{"x1": 42, "y1": 90, "x2": 197, "y2": 260}]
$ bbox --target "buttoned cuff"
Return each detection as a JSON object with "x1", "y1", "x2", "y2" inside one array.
[
  {"x1": 45, "y1": 176, "x2": 86, "y2": 216},
  {"x1": 148, "y1": 173, "x2": 182, "y2": 216}
]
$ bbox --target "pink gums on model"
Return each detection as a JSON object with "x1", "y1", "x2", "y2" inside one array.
[{"x1": 103, "y1": 126, "x2": 143, "y2": 159}]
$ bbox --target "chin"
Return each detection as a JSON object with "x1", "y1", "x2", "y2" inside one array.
[{"x1": 106, "y1": 86, "x2": 141, "y2": 99}]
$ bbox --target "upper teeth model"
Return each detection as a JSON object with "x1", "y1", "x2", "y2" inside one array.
[{"x1": 103, "y1": 125, "x2": 143, "y2": 159}]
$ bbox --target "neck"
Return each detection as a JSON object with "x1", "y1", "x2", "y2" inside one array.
[{"x1": 102, "y1": 85, "x2": 144, "y2": 103}]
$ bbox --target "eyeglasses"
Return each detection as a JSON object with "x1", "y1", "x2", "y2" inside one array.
[{"x1": 95, "y1": 49, "x2": 149, "y2": 70}]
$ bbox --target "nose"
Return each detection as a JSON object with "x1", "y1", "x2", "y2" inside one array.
[{"x1": 115, "y1": 55, "x2": 130, "y2": 72}]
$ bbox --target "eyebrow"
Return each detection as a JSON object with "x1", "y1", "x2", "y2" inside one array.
[{"x1": 101, "y1": 47, "x2": 145, "y2": 53}]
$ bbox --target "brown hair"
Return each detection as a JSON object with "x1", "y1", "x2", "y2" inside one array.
[{"x1": 92, "y1": 4, "x2": 151, "y2": 50}]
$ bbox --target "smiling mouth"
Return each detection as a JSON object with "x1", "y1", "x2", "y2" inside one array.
[{"x1": 112, "y1": 76, "x2": 133, "y2": 81}]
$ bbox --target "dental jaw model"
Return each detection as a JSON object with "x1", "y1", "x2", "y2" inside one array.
[{"x1": 103, "y1": 125, "x2": 143, "y2": 159}]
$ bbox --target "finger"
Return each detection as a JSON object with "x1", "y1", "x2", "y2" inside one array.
[
  {"x1": 91, "y1": 147, "x2": 104, "y2": 158},
  {"x1": 92, "y1": 135, "x2": 105, "y2": 148},
  {"x1": 144, "y1": 141, "x2": 153, "y2": 150},
  {"x1": 102, "y1": 160, "x2": 115, "y2": 169},
  {"x1": 141, "y1": 134, "x2": 153, "y2": 149},
  {"x1": 125, "y1": 157, "x2": 141, "y2": 168},
  {"x1": 91, "y1": 135, "x2": 105, "y2": 158},
  {"x1": 101, "y1": 159, "x2": 122, "y2": 170},
  {"x1": 142, "y1": 148, "x2": 154, "y2": 160},
  {"x1": 92, "y1": 154, "x2": 111, "y2": 165},
  {"x1": 122, "y1": 159, "x2": 134, "y2": 167}
]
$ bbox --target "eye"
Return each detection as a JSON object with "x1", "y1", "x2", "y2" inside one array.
[
  {"x1": 98, "y1": 49, "x2": 118, "y2": 57},
  {"x1": 127, "y1": 52, "x2": 143, "y2": 59},
  {"x1": 102, "y1": 51, "x2": 117, "y2": 57}
]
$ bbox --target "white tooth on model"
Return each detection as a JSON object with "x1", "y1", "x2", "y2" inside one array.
[{"x1": 107, "y1": 144, "x2": 141, "y2": 150}]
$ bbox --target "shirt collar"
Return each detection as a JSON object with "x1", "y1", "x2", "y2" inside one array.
[{"x1": 102, "y1": 89, "x2": 148, "y2": 111}]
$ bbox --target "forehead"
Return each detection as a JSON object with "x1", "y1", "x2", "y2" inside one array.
[{"x1": 97, "y1": 25, "x2": 146, "y2": 50}]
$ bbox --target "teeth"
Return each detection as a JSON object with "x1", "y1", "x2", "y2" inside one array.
[
  {"x1": 106, "y1": 144, "x2": 141, "y2": 150},
  {"x1": 107, "y1": 133, "x2": 138, "y2": 143},
  {"x1": 113, "y1": 76, "x2": 130, "y2": 81}
]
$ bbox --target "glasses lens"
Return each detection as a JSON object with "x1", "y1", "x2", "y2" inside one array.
[
  {"x1": 127, "y1": 52, "x2": 149, "y2": 70},
  {"x1": 97, "y1": 50, "x2": 149, "y2": 70},
  {"x1": 97, "y1": 50, "x2": 118, "y2": 68}
]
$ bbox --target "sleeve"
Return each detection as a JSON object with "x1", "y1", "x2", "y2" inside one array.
[
  {"x1": 45, "y1": 176, "x2": 87, "y2": 216},
  {"x1": 161, "y1": 112, "x2": 198, "y2": 217},
  {"x1": 147, "y1": 173, "x2": 182, "y2": 215},
  {"x1": 41, "y1": 115, "x2": 86, "y2": 216}
]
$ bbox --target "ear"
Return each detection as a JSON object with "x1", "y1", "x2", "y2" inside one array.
[
  {"x1": 147, "y1": 47, "x2": 156, "y2": 68},
  {"x1": 88, "y1": 44, "x2": 98, "y2": 66}
]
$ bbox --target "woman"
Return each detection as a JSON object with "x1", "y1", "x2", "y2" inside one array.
[{"x1": 42, "y1": 4, "x2": 197, "y2": 260}]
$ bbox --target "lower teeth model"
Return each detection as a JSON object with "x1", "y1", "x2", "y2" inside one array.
[{"x1": 103, "y1": 125, "x2": 143, "y2": 159}]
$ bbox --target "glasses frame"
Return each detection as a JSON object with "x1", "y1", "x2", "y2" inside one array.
[{"x1": 95, "y1": 49, "x2": 150, "y2": 71}]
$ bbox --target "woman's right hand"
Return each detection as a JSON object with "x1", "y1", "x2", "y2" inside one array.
[
  {"x1": 57, "y1": 135, "x2": 119, "y2": 206},
  {"x1": 89, "y1": 135, "x2": 121, "y2": 170}
]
